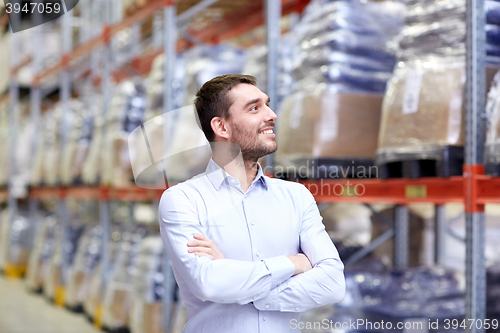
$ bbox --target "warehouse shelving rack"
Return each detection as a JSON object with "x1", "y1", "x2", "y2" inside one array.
[{"x1": 0, "y1": 0, "x2": 494, "y2": 332}]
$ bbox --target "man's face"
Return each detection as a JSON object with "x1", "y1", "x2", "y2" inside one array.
[{"x1": 225, "y1": 84, "x2": 278, "y2": 162}]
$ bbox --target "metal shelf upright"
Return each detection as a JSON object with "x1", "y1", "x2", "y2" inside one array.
[
  {"x1": 465, "y1": 0, "x2": 487, "y2": 331},
  {"x1": 6, "y1": 7, "x2": 20, "y2": 277}
]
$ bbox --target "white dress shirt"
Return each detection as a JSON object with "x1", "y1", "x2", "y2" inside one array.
[{"x1": 159, "y1": 158, "x2": 345, "y2": 333}]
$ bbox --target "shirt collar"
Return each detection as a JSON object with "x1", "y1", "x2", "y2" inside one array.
[{"x1": 206, "y1": 158, "x2": 268, "y2": 191}]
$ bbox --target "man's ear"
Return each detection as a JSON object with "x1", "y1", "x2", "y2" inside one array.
[{"x1": 211, "y1": 117, "x2": 230, "y2": 140}]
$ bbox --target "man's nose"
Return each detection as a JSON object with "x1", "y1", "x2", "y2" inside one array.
[{"x1": 266, "y1": 105, "x2": 278, "y2": 121}]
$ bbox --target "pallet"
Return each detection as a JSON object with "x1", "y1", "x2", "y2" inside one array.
[
  {"x1": 377, "y1": 146, "x2": 464, "y2": 179},
  {"x1": 276, "y1": 157, "x2": 377, "y2": 180},
  {"x1": 66, "y1": 304, "x2": 84, "y2": 313},
  {"x1": 486, "y1": 163, "x2": 500, "y2": 177}
]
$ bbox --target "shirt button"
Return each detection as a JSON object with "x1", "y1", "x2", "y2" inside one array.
[
  {"x1": 256, "y1": 252, "x2": 261, "y2": 257},
  {"x1": 263, "y1": 316, "x2": 266, "y2": 321},
  {"x1": 265, "y1": 304, "x2": 269, "y2": 309},
  {"x1": 251, "y1": 221, "x2": 255, "y2": 225},
  {"x1": 295, "y1": 307, "x2": 299, "y2": 311}
]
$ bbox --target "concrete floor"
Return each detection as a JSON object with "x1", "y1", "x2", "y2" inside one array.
[{"x1": 0, "y1": 275, "x2": 101, "y2": 333}]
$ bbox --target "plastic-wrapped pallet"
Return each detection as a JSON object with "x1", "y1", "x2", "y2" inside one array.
[
  {"x1": 101, "y1": 80, "x2": 147, "y2": 187},
  {"x1": 43, "y1": 213, "x2": 84, "y2": 303},
  {"x1": 0, "y1": 101, "x2": 10, "y2": 187},
  {"x1": 41, "y1": 104, "x2": 64, "y2": 186},
  {"x1": 0, "y1": 32, "x2": 9, "y2": 94},
  {"x1": 130, "y1": 236, "x2": 164, "y2": 333},
  {"x1": 376, "y1": 0, "x2": 500, "y2": 178},
  {"x1": 398, "y1": 0, "x2": 466, "y2": 60},
  {"x1": 274, "y1": 0, "x2": 404, "y2": 178},
  {"x1": 242, "y1": 34, "x2": 295, "y2": 105},
  {"x1": 377, "y1": 56, "x2": 465, "y2": 156},
  {"x1": 301, "y1": 267, "x2": 465, "y2": 333},
  {"x1": 292, "y1": 0, "x2": 404, "y2": 93},
  {"x1": 83, "y1": 226, "x2": 122, "y2": 321},
  {"x1": 60, "y1": 99, "x2": 89, "y2": 185},
  {"x1": 84, "y1": 264, "x2": 103, "y2": 322},
  {"x1": 65, "y1": 224, "x2": 102, "y2": 312},
  {"x1": 275, "y1": 87, "x2": 384, "y2": 177},
  {"x1": 102, "y1": 230, "x2": 143, "y2": 331},
  {"x1": 486, "y1": 71, "x2": 500, "y2": 175},
  {"x1": 4, "y1": 206, "x2": 36, "y2": 277},
  {"x1": 81, "y1": 95, "x2": 104, "y2": 185},
  {"x1": 0, "y1": 208, "x2": 11, "y2": 273},
  {"x1": 26, "y1": 215, "x2": 58, "y2": 292},
  {"x1": 487, "y1": 262, "x2": 500, "y2": 329}
]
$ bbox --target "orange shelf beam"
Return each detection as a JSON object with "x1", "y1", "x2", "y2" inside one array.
[
  {"x1": 18, "y1": 174, "x2": 500, "y2": 204},
  {"x1": 301, "y1": 177, "x2": 465, "y2": 204}
]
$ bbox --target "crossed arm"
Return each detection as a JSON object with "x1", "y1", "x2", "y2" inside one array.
[{"x1": 188, "y1": 234, "x2": 313, "y2": 276}]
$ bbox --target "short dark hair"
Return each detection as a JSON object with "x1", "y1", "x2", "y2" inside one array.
[{"x1": 194, "y1": 74, "x2": 256, "y2": 142}]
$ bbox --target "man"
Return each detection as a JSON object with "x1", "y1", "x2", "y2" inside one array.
[{"x1": 159, "y1": 74, "x2": 345, "y2": 333}]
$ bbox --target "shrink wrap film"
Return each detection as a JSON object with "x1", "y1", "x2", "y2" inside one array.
[
  {"x1": 26, "y1": 216, "x2": 57, "y2": 292},
  {"x1": 0, "y1": 209, "x2": 10, "y2": 272},
  {"x1": 65, "y1": 225, "x2": 101, "y2": 309},
  {"x1": 130, "y1": 237, "x2": 164, "y2": 333},
  {"x1": 486, "y1": 70, "x2": 500, "y2": 167},
  {"x1": 275, "y1": 87, "x2": 383, "y2": 172},
  {"x1": 0, "y1": 101, "x2": 8, "y2": 187},
  {"x1": 377, "y1": 57, "x2": 465, "y2": 156},
  {"x1": 83, "y1": 265, "x2": 102, "y2": 319}
]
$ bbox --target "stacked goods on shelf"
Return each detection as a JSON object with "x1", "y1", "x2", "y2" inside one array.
[
  {"x1": 486, "y1": 1, "x2": 500, "y2": 64},
  {"x1": 26, "y1": 214, "x2": 58, "y2": 292},
  {"x1": 3, "y1": 204, "x2": 36, "y2": 277},
  {"x1": 0, "y1": 31, "x2": 9, "y2": 94},
  {"x1": 43, "y1": 203, "x2": 85, "y2": 304},
  {"x1": 101, "y1": 80, "x2": 147, "y2": 188},
  {"x1": 130, "y1": 236, "x2": 164, "y2": 333},
  {"x1": 302, "y1": 267, "x2": 465, "y2": 333},
  {"x1": 487, "y1": 262, "x2": 500, "y2": 331},
  {"x1": 275, "y1": 0, "x2": 404, "y2": 179},
  {"x1": 83, "y1": 226, "x2": 122, "y2": 321},
  {"x1": 102, "y1": 229, "x2": 143, "y2": 332},
  {"x1": 65, "y1": 223, "x2": 102, "y2": 312},
  {"x1": 60, "y1": 99, "x2": 93, "y2": 185},
  {"x1": 81, "y1": 94, "x2": 104, "y2": 185},
  {"x1": 161, "y1": 45, "x2": 247, "y2": 184},
  {"x1": 40, "y1": 104, "x2": 64, "y2": 186},
  {"x1": 242, "y1": 34, "x2": 295, "y2": 106},
  {"x1": 127, "y1": 54, "x2": 185, "y2": 189},
  {"x1": 0, "y1": 101, "x2": 8, "y2": 187},
  {"x1": 0, "y1": 208, "x2": 10, "y2": 273},
  {"x1": 376, "y1": 0, "x2": 499, "y2": 178},
  {"x1": 486, "y1": 72, "x2": 500, "y2": 175}
]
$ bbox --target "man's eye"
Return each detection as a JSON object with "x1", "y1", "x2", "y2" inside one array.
[{"x1": 251, "y1": 106, "x2": 258, "y2": 111}]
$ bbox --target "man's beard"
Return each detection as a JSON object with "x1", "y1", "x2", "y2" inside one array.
[{"x1": 230, "y1": 121, "x2": 277, "y2": 162}]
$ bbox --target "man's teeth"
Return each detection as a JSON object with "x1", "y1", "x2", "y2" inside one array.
[{"x1": 260, "y1": 129, "x2": 273, "y2": 134}]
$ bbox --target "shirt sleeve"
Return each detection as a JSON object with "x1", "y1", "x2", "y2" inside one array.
[
  {"x1": 159, "y1": 186, "x2": 296, "y2": 305},
  {"x1": 253, "y1": 185, "x2": 346, "y2": 312}
]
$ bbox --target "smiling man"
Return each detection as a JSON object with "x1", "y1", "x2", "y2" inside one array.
[{"x1": 159, "y1": 74, "x2": 345, "y2": 333}]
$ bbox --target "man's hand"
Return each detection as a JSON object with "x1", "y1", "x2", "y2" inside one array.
[
  {"x1": 287, "y1": 254, "x2": 313, "y2": 276},
  {"x1": 187, "y1": 234, "x2": 226, "y2": 260}
]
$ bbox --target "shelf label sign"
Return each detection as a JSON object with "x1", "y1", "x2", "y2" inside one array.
[
  {"x1": 405, "y1": 185, "x2": 427, "y2": 198},
  {"x1": 5, "y1": 0, "x2": 80, "y2": 33},
  {"x1": 402, "y1": 69, "x2": 423, "y2": 115}
]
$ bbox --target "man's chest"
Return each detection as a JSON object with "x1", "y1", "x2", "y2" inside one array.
[{"x1": 195, "y1": 189, "x2": 302, "y2": 261}]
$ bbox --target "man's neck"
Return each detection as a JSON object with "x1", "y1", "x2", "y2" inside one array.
[{"x1": 211, "y1": 145, "x2": 259, "y2": 192}]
